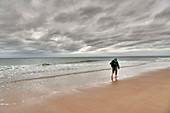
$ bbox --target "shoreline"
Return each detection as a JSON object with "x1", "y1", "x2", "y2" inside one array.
[{"x1": 2, "y1": 67, "x2": 170, "y2": 113}]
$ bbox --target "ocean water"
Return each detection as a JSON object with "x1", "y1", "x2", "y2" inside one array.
[{"x1": 0, "y1": 56, "x2": 170, "y2": 105}]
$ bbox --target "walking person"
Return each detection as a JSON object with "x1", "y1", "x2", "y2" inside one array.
[{"x1": 110, "y1": 58, "x2": 120, "y2": 82}]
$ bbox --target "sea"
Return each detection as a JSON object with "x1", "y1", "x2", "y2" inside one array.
[{"x1": 0, "y1": 56, "x2": 170, "y2": 105}]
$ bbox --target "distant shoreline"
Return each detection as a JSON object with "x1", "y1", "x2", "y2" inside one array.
[{"x1": 0, "y1": 55, "x2": 170, "y2": 59}]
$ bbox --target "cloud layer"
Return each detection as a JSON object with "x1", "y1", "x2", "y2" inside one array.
[{"x1": 0, "y1": 0, "x2": 170, "y2": 57}]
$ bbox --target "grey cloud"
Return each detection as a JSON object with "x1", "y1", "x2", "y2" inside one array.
[
  {"x1": 0, "y1": 0, "x2": 49, "y2": 37},
  {"x1": 84, "y1": 35, "x2": 122, "y2": 51},
  {"x1": 123, "y1": 10, "x2": 137, "y2": 17},
  {"x1": 0, "y1": 0, "x2": 170, "y2": 57},
  {"x1": 60, "y1": 43, "x2": 83, "y2": 52},
  {"x1": 41, "y1": 26, "x2": 94, "y2": 43},
  {"x1": 31, "y1": 30, "x2": 85, "y2": 53},
  {"x1": 51, "y1": 0, "x2": 81, "y2": 9},
  {"x1": 0, "y1": 38, "x2": 23, "y2": 48},
  {"x1": 159, "y1": 31, "x2": 170, "y2": 36},
  {"x1": 13, "y1": 50, "x2": 45, "y2": 56},
  {"x1": 114, "y1": 27, "x2": 170, "y2": 49},
  {"x1": 155, "y1": 8, "x2": 170, "y2": 19},
  {"x1": 78, "y1": 6, "x2": 103, "y2": 19},
  {"x1": 122, "y1": 0, "x2": 156, "y2": 16},
  {"x1": 54, "y1": 5, "x2": 103, "y2": 24},
  {"x1": 0, "y1": 8, "x2": 22, "y2": 34},
  {"x1": 54, "y1": 12, "x2": 79, "y2": 23},
  {"x1": 21, "y1": 14, "x2": 47, "y2": 30},
  {"x1": 128, "y1": 23, "x2": 169, "y2": 38},
  {"x1": 97, "y1": 16, "x2": 121, "y2": 30},
  {"x1": 97, "y1": 17, "x2": 115, "y2": 24},
  {"x1": 135, "y1": 14, "x2": 151, "y2": 21},
  {"x1": 115, "y1": 39, "x2": 160, "y2": 48},
  {"x1": 40, "y1": 30, "x2": 62, "y2": 41},
  {"x1": 5, "y1": 39, "x2": 22, "y2": 46}
]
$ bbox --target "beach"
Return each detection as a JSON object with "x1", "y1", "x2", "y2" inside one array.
[
  {"x1": 1, "y1": 0, "x2": 170, "y2": 112},
  {"x1": 2, "y1": 67, "x2": 170, "y2": 113}
]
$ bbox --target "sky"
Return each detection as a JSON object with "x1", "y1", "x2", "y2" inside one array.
[{"x1": 0, "y1": 0, "x2": 170, "y2": 57}]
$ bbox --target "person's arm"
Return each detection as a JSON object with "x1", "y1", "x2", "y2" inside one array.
[{"x1": 117, "y1": 61, "x2": 120, "y2": 69}]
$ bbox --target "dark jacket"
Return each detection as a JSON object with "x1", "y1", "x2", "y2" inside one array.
[{"x1": 110, "y1": 59, "x2": 120, "y2": 69}]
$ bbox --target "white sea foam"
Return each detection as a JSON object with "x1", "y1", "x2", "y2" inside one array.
[{"x1": 155, "y1": 57, "x2": 170, "y2": 62}]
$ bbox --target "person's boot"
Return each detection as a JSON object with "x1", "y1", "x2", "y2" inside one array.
[{"x1": 115, "y1": 74, "x2": 118, "y2": 81}]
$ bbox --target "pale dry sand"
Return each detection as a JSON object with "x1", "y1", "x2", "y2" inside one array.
[{"x1": 2, "y1": 68, "x2": 170, "y2": 113}]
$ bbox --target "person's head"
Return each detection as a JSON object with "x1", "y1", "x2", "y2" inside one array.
[{"x1": 114, "y1": 58, "x2": 117, "y2": 60}]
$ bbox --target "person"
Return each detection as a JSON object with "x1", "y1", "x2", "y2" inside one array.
[{"x1": 110, "y1": 58, "x2": 120, "y2": 82}]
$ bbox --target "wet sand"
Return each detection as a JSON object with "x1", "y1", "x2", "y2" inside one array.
[{"x1": 2, "y1": 68, "x2": 170, "y2": 113}]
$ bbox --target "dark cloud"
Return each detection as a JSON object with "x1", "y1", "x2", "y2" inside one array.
[
  {"x1": 115, "y1": 39, "x2": 160, "y2": 48},
  {"x1": 159, "y1": 31, "x2": 170, "y2": 36},
  {"x1": 97, "y1": 16, "x2": 121, "y2": 30},
  {"x1": 78, "y1": 6, "x2": 103, "y2": 18},
  {"x1": 155, "y1": 8, "x2": 170, "y2": 19},
  {"x1": 54, "y1": 5, "x2": 103, "y2": 24},
  {"x1": 54, "y1": 12, "x2": 79, "y2": 23},
  {"x1": 135, "y1": 14, "x2": 151, "y2": 21}
]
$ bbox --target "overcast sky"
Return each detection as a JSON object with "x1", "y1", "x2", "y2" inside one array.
[{"x1": 0, "y1": 0, "x2": 170, "y2": 57}]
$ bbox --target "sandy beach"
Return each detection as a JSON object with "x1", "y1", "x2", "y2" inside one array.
[{"x1": 2, "y1": 68, "x2": 170, "y2": 113}]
